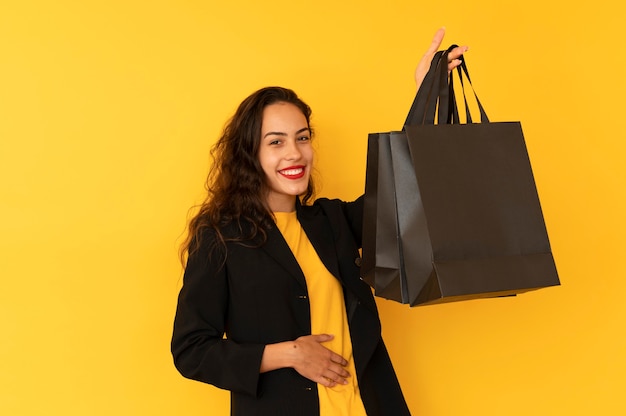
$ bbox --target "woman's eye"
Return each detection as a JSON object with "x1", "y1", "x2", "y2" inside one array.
[
  {"x1": 298, "y1": 136, "x2": 311, "y2": 142},
  {"x1": 269, "y1": 139, "x2": 281, "y2": 145}
]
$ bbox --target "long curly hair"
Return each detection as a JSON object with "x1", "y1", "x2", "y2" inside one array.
[{"x1": 180, "y1": 86, "x2": 315, "y2": 262}]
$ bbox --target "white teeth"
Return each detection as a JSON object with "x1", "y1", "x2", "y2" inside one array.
[{"x1": 280, "y1": 168, "x2": 303, "y2": 176}]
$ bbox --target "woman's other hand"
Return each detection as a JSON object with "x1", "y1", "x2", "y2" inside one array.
[
  {"x1": 290, "y1": 334, "x2": 350, "y2": 388},
  {"x1": 260, "y1": 334, "x2": 350, "y2": 387},
  {"x1": 414, "y1": 27, "x2": 469, "y2": 90}
]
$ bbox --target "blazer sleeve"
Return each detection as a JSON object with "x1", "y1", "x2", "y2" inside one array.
[{"x1": 171, "y1": 232, "x2": 265, "y2": 397}]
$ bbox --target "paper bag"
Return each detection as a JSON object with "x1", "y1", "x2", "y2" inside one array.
[{"x1": 361, "y1": 47, "x2": 560, "y2": 306}]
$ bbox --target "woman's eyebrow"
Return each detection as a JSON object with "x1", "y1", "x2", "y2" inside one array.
[{"x1": 263, "y1": 127, "x2": 310, "y2": 138}]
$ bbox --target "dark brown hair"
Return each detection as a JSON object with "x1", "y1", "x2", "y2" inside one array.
[{"x1": 180, "y1": 86, "x2": 315, "y2": 262}]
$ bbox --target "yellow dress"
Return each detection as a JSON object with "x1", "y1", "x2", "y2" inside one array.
[{"x1": 274, "y1": 211, "x2": 367, "y2": 416}]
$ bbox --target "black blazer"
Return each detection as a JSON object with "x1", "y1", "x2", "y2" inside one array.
[{"x1": 171, "y1": 197, "x2": 410, "y2": 415}]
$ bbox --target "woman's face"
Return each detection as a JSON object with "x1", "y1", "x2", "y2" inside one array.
[{"x1": 258, "y1": 102, "x2": 313, "y2": 212}]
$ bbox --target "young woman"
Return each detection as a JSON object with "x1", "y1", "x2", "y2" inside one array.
[{"x1": 172, "y1": 29, "x2": 468, "y2": 416}]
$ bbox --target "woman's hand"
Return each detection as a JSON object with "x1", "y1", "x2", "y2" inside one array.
[
  {"x1": 414, "y1": 27, "x2": 469, "y2": 90},
  {"x1": 260, "y1": 334, "x2": 350, "y2": 387},
  {"x1": 290, "y1": 334, "x2": 350, "y2": 387}
]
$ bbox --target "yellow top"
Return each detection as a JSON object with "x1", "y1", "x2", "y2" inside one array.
[{"x1": 274, "y1": 211, "x2": 367, "y2": 416}]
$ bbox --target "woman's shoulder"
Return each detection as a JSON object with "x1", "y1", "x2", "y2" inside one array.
[
  {"x1": 305, "y1": 196, "x2": 364, "y2": 241},
  {"x1": 210, "y1": 222, "x2": 261, "y2": 245},
  {"x1": 187, "y1": 220, "x2": 261, "y2": 267},
  {"x1": 310, "y1": 195, "x2": 364, "y2": 214}
]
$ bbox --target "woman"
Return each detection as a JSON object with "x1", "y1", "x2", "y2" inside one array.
[{"x1": 172, "y1": 29, "x2": 468, "y2": 415}]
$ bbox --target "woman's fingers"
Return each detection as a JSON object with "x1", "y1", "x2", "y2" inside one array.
[
  {"x1": 447, "y1": 45, "x2": 469, "y2": 71},
  {"x1": 415, "y1": 28, "x2": 469, "y2": 88},
  {"x1": 317, "y1": 363, "x2": 351, "y2": 387},
  {"x1": 415, "y1": 28, "x2": 445, "y2": 88},
  {"x1": 329, "y1": 350, "x2": 348, "y2": 366},
  {"x1": 425, "y1": 27, "x2": 446, "y2": 57},
  {"x1": 292, "y1": 334, "x2": 351, "y2": 386}
]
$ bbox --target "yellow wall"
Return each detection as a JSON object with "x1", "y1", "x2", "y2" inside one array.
[{"x1": 1, "y1": 1, "x2": 624, "y2": 415}]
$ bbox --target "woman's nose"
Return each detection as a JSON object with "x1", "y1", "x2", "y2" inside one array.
[{"x1": 284, "y1": 139, "x2": 302, "y2": 160}]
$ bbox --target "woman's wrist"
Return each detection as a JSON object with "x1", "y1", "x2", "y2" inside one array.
[{"x1": 260, "y1": 341, "x2": 297, "y2": 373}]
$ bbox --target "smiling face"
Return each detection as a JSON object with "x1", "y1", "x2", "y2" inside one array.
[{"x1": 258, "y1": 101, "x2": 313, "y2": 212}]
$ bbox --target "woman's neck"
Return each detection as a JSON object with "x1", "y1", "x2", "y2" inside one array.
[{"x1": 267, "y1": 194, "x2": 297, "y2": 213}]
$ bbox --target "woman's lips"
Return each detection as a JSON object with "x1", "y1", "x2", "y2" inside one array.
[{"x1": 278, "y1": 166, "x2": 306, "y2": 179}]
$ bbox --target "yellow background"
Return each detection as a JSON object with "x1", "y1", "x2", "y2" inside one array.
[{"x1": 1, "y1": 1, "x2": 624, "y2": 415}]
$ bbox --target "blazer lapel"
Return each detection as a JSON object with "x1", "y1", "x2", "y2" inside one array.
[
  {"x1": 297, "y1": 205, "x2": 342, "y2": 281},
  {"x1": 297, "y1": 205, "x2": 365, "y2": 322},
  {"x1": 261, "y1": 225, "x2": 308, "y2": 291},
  {"x1": 260, "y1": 203, "x2": 346, "y2": 304}
]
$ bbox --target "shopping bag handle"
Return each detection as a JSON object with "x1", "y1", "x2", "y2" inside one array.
[
  {"x1": 404, "y1": 49, "x2": 447, "y2": 126},
  {"x1": 449, "y1": 49, "x2": 489, "y2": 124},
  {"x1": 404, "y1": 45, "x2": 489, "y2": 126}
]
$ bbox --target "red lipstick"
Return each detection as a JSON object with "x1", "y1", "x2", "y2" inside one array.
[{"x1": 278, "y1": 165, "x2": 306, "y2": 179}]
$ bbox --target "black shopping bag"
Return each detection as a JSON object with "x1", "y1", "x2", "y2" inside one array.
[{"x1": 361, "y1": 47, "x2": 560, "y2": 306}]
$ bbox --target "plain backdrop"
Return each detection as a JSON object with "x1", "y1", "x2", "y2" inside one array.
[{"x1": 1, "y1": 1, "x2": 625, "y2": 415}]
